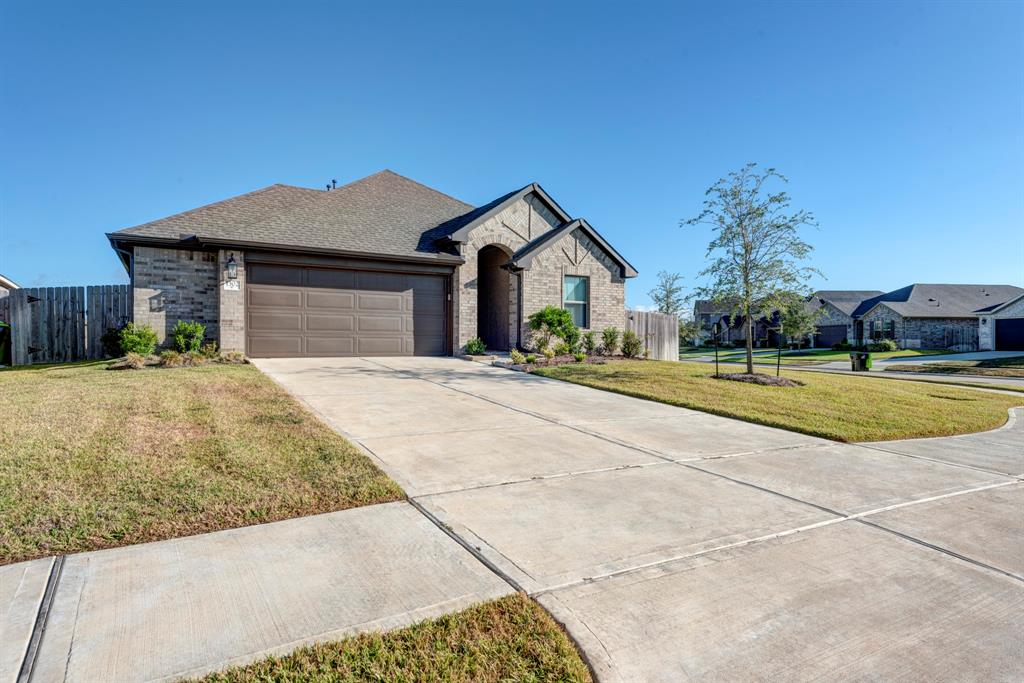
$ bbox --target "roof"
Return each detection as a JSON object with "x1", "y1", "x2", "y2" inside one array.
[
  {"x1": 860, "y1": 284, "x2": 1024, "y2": 319},
  {"x1": 983, "y1": 291, "x2": 1024, "y2": 315},
  {"x1": 0, "y1": 274, "x2": 18, "y2": 290},
  {"x1": 508, "y1": 218, "x2": 638, "y2": 278},
  {"x1": 110, "y1": 171, "x2": 472, "y2": 263},
  {"x1": 810, "y1": 290, "x2": 885, "y2": 316},
  {"x1": 693, "y1": 298, "x2": 739, "y2": 315},
  {"x1": 434, "y1": 183, "x2": 572, "y2": 245}
]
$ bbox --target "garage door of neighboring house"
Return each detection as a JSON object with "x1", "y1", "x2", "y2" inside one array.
[
  {"x1": 995, "y1": 318, "x2": 1024, "y2": 351},
  {"x1": 246, "y1": 263, "x2": 448, "y2": 357},
  {"x1": 815, "y1": 324, "x2": 847, "y2": 348}
]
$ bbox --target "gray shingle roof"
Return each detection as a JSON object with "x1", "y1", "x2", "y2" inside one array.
[
  {"x1": 111, "y1": 171, "x2": 474, "y2": 262},
  {"x1": 811, "y1": 290, "x2": 885, "y2": 316},
  {"x1": 864, "y1": 284, "x2": 1024, "y2": 318}
]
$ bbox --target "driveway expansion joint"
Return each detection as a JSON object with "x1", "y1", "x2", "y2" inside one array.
[{"x1": 17, "y1": 555, "x2": 64, "y2": 683}]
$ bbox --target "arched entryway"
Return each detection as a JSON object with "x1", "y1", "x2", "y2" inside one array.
[{"x1": 477, "y1": 245, "x2": 511, "y2": 350}]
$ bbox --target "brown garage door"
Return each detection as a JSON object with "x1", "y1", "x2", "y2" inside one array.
[{"x1": 246, "y1": 263, "x2": 447, "y2": 357}]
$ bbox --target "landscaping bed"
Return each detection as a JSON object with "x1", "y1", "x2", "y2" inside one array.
[
  {"x1": 194, "y1": 593, "x2": 592, "y2": 683},
  {"x1": 0, "y1": 361, "x2": 403, "y2": 564},
  {"x1": 533, "y1": 360, "x2": 1022, "y2": 442}
]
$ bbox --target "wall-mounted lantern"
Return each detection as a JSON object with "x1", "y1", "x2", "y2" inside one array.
[{"x1": 226, "y1": 254, "x2": 238, "y2": 280}]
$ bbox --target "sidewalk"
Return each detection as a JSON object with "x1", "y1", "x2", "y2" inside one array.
[{"x1": 2, "y1": 502, "x2": 512, "y2": 683}]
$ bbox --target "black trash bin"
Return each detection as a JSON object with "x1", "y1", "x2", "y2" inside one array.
[{"x1": 849, "y1": 351, "x2": 872, "y2": 371}]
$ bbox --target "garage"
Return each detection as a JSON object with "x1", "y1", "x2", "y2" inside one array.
[
  {"x1": 814, "y1": 324, "x2": 847, "y2": 348},
  {"x1": 995, "y1": 318, "x2": 1024, "y2": 351},
  {"x1": 246, "y1": 263, "x2": 448, "y2": 357}
]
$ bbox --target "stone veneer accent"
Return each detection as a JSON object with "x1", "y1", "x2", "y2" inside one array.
[
  {"x1": 217, "y1": 249, "x2": 246, "y2": 352},
  {"x1": 132, "y1": 246, "x2": 219, "y2": 346}
]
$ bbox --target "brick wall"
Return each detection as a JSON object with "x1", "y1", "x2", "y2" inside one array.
[
  {"x1": 817, "y1": 300, "x2": 855, "y2": 344},
  {"x1": 132, "y1": 246, "x2": 219, "y2": 346},
  {"x1": 861, "y1": 304, "x2": 978, "y2": 350},
  {"x1": 217, "y1": 250, "x2": 245, "y2": 352}
]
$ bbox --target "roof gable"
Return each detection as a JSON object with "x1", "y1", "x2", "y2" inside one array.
[
  {"x1": 434, "y1": 183, "x2": 572, "y2": 245},
  {"x1": 508, "y1": 218, "x2": 638, "y2": 278},
  {"x1": 856, "y1": 284, "x2": 1024, "y2": 319}
]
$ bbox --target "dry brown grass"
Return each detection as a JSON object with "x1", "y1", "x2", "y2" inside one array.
[
  {"x1": 194, "y1": 594, "x2": 593, "y2": 683},
  {"x1": 0, "y1": 361, "x2": 402, "y2": 564}
]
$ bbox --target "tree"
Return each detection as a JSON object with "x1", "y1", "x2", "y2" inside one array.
[
  {"x1": 678, "y1": 316, "x2": 700, "y2": 347},
  {"x1": 772, "y1": 294, "x2": 822, "y2": 376},
  {"x1": 648, "y1": 271, "x2": 686, "y2": 315},
  {"x1": 683, "y1": 163, "x2": 819, "y2": 374}
]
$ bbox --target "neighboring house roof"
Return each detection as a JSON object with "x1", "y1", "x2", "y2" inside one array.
[
  {"x1": 810, "y1": 290, "x2": 885, "y2": 316},
  {"x1": 693, "y1": 298, "x2": 741, "y2": 315},
  {"x1": 859, "y1": 284, "x2": 1024, "y2": 319},
  {"x1": 109, "y1": 170, "x2": 637, "y2": 276},
  {"x1": 0, "y1": 274, "x2": 19, "y2": 290},
  {"x1": 981, "y1": 291, "x2": 1024, "y2": 315},
  {"x1": 508, "y1": 218, "x2": 638, "y2": 278}
]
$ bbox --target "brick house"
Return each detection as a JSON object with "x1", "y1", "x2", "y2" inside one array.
[{"x1": 107, "y1": 170, "x2": 637, "y2": 357}]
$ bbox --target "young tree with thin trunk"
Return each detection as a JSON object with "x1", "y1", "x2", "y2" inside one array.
[
  {"x1": 683, "y1": 163, "x2": 819, "y2": 374},
  {"x1": 648, "y1": 271, "x2": 686, "y2": 315}
]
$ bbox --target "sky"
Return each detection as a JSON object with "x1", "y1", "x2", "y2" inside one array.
[{"x1": 1, "y1": 0, "x2": 1022, "y2": 309}]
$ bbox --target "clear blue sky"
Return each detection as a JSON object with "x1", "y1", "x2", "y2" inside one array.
[{"x1": 2, "y1": 1, "x2": 1021, "y2": 308}]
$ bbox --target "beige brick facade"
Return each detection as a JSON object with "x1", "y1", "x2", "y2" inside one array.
[
  {"x1": 217, "y1": 250, "x2": 246, "y2": 352},
  {"x1": 132, "y1": 246, "x2": 219, "y2": 346}
]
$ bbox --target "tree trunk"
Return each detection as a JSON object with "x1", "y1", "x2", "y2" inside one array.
[{"x1": 746, "y1": 316, "x2": 754, "y2": 374}]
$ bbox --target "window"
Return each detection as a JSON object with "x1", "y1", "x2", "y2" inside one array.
[
  {"x1": 563, "y1": 275, "x2": 589, "y2": 328},
  {"x1": 871, "y1": 319, "x2": 895, "y2": 340}
]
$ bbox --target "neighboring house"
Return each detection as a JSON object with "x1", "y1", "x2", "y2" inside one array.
[
  {"x1": 0, "y1": 274, "x2": 18, "y2": 297},
  {"x1": 855, "y1": 284, "x2": 1024, "y2": 351},
  {"x1": 106, "y1": 170, "x2": 637, "y2": 357},
  {"x1": 804, "y1": 290, "x2": 884, "y2": 347},
  {"x1": 978, "y1": 292, "x2": 1024, "y2": 351},
  {"x1": 692, "y1": 300, "x2": 777, "y2": 346}
]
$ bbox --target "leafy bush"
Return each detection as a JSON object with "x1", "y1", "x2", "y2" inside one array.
[
  {"x1": 528, "y1": 306, "x2": 578, "y2": 351},
  {"x1": 621, "y1": 329, "x2": 643, "y2": 358},
  {"x1": 119, "y1": 323, "x2": 158, "y2": 355},
  {"x1": 582, "y1": 331, "x2": 596, "y2": 355},
  {"x1": 159, "y1": 350, "x2": 184, "y2": 367},
  {"x1": 573, "y1": 352, "x2": 586, "y2": 363},
  {"x1": 868, "y1": 339, "x2": 899, "y2": 352},
  {"x1": 542, "y1": 346, "x2": 556, "y2": 360},
  {"x1": 831, "y1": 340, "x2": 853, "y2": 351},
  {"x1": 601, "y1": 327, "x2": 620, "y2": 356},
  {"x1": 100, "y1": 326, "x2": 124, "y2": 358},
  {"x1": 199, "y1": 341, "x2": 219, "y2": 359},
  {"x1": 554, "y1": 341, "x2": 570, "y2": 356},
  {"x1": 465, "y1": 337, "x2": 487, "y2": 355},
  {"x1": 172, "y1": 320, "x2": 206, "y2": 354},
  {"x1": 525, "y1": 353, "x2": 537, "y2": 364},
  {"x1": 509, "y1": 348, "x2": 526, "y2": 364}
]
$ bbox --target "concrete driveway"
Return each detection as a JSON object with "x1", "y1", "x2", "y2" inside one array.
[{"x1": 256, "y1": 357, "x2": 1024, "y2": 681}]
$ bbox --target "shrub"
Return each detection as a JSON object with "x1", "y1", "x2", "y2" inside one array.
[
  {"x1": 831, "y1": 340, "x2": 853, "y2": 351},
  {"x1": 219, "y1": 350, "x2": 247, "y2": 364},
  {"x1": 554, "y1": 341, "x2": 570, "y2": 356},
  {"x1": 172, "y1": 320, "x2": 206, "y2": 354},
  {"x1": 528, "y1": 306, "x2": 578, "y2": 351},
  {"x1": 601, "y1": 327, "x2": 620, "y2": 356},
  {"x1": 159, "y1": 350, "x2": 184, "y2": 367},
  {"x1": 100, "y1": 326, "x2": 124, "y2": 358},
  {"x1": 119, "y1": 323, "x2": 158, "y2": 355},
  {"x1": 509, "y1": 348, "x2": 525, "y2": 364},
  {"x1": 621, "y1": 329, "x2": 643, "y2": 358},
  {"x1": 573, "y1": 351, "x2": 586, "y2": 363},
  {"x1": 582, "y1": 331, "x2": 596, "y2": 355},
  {"x1": 465, "y1": 337, "x2": 487, "y2": 355},
  {"x1": 525, "y1": 353, "x2": 537, "y2": 364},
  {"x1": 542, "y1": 346, "x2": 556, "y2": 360},
  {"x1": 199, "y1": 341, "x2": 219, "y2": 359},
  {"x1": 108, "y1": 352, "x2": 146, "y2": 370},
  {"x1": 868, "y1": 339, "x2": 899, "y2": 352}
]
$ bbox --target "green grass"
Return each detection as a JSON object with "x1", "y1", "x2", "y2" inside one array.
[
  {"x1": 194, "y1": 594, "x2": 592, "y2": 683},
  {"x1": 0, "y1": 362, "x2": 403, "y2": 564},
  {"x1": 533, "y1": 360, "x2": 1021, "y2": 442},
  {"x1": 884, "y1": 355, "x2": 1024, "y2": 378},
  {"x1": 719, "y1": 348, "x2": 949, "y2": 365},
  {"x1": 678, "y1": 347, "x2": 716, "y2": 358}
]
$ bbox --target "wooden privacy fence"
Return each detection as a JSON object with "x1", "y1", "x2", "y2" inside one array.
[
  {"x1": 626, "y1": 309, "x2": 679, "y2": 361},
  {"x1": 4, "y1": 285, "x2": 130, "y2": 366}
]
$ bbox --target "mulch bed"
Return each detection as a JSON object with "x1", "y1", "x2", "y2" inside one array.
[
  {"x1": 715, "y1": 372, "x2": 804, "y2": 387},
  {"x1": 498, "y1": 354, "x2": 644, "y2": 372}
]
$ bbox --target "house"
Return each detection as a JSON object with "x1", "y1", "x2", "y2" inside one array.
[
  {"x1": 804, "y1": 290, "x2": 884, "y2": 347},
  {"x1": 106, "y1": 170, "x2": 637, "y2": 357},
  {"x1": 855, "y1": 284, "x2": 1024, "y2": 351},
  {"x1": 692, "y1": 300, "x2": 778, "y2": 347},
  {"x1": 0, "y1": 274, "x2": 18, "y2": 296}
]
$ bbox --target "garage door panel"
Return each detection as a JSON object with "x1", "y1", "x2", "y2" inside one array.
[
  {"x1": 246, "y1": 265, "x2": 448, "y2": 358},
  {"x1": 248, "y1": 335, "x2": 303, "y2": 357},
  {"x1": 306, "y1": 314, "x2": 354, "y2": 332},
  {"x1": 249, "y1": 288, "x2": 303, "y2": 308},
  {"x1": 816, "y1": 325, "x2": 847, "y2": 348},
  {"x1": 249, "y1": 312, "x2": 302, "y2": 332},
  {"x1": 306, "y1": 336, "x2": 356, "y2": 356},
  {"x1": 357, "y1": 337, "x2": 404, "y2": 355},
  {"x1": 358, "y1": 293, "x2": 404, "y2": 311},
  {"x1": 306, "y1": 290, "x2": 356, "y2": 310},
  {"x1": 995, "y1": 319, "x2": 1024, "y2": 351},
  {"x1": 306, "y1": 269, "x2": 356, "y2": 289},
  {"x1": 248, "y1": 264, "x2": 304, "y2": 286}
]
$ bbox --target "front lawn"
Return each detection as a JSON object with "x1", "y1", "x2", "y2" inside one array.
[
  {"x1": 195, "y1": 594, "x2": 592, "y2": 683},
  {"x1": 0, "y1": 362, "x2": 403, "y2": 564},
  {"x1": 885, "y1": 355, "x2": 1024, "y2": 378},
  {"x1": 718, "y1": 348, "x2": 948, "y2": 365},
  {"x1": 533, "y1": 361, "x2": 1021, "y2": 442}
]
